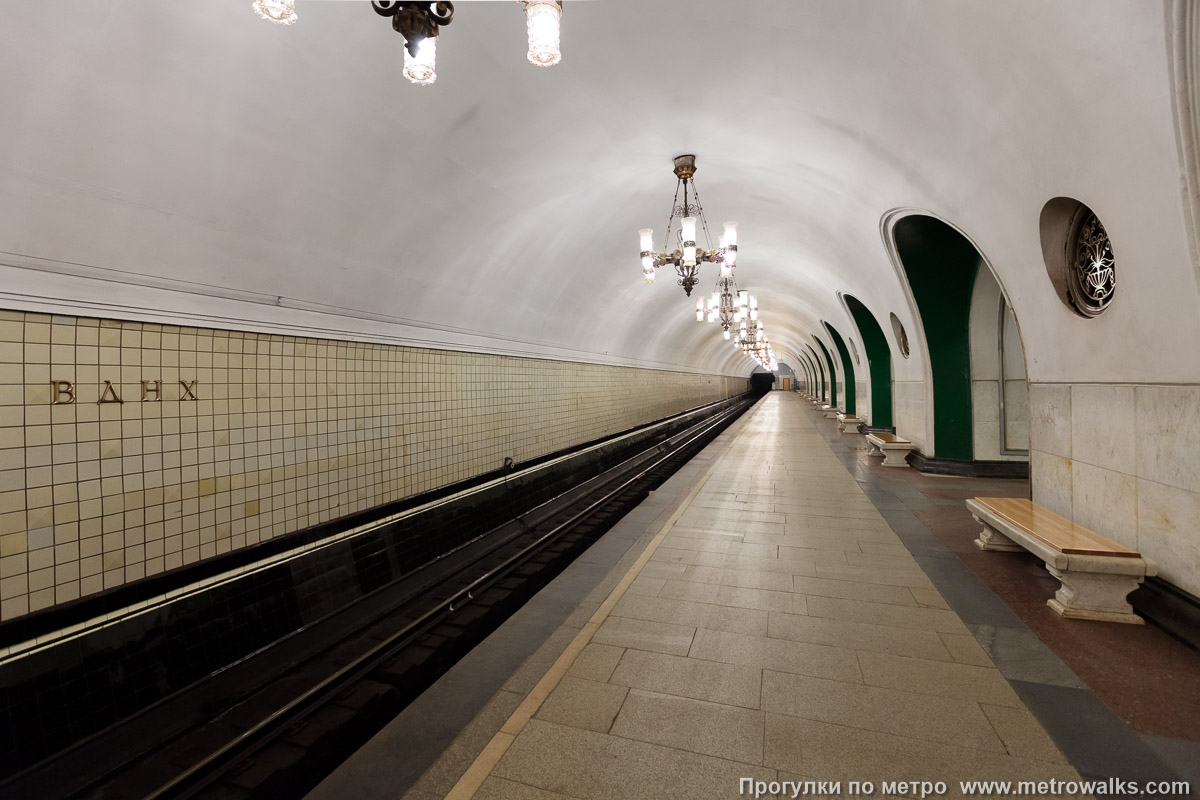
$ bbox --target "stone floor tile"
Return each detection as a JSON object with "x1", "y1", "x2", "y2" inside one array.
[
  {"x1": 806, "y1": 594, "x2": 968, "y2": 633},
  {"x1": 610, "y1": 689, "x2": 766, "y2": 764},
  {"x1": 909, "y1": 586, "x2": 951, "y2": 609},
  {"x1": 811, "y1": 559, "x2": 938, "y2": 587},
  {"x1": 534, "y1": 676, "x2": 629, "y2": 733},
  {"x1": 856, "y1": 651, "x2": 1023, "y2": 706},
  {"x1": 761, "y1": 670, "x2": 1006, "y2": 752},
  {"x1": 660, "y1": 579, "x2": 797, "y2": 612},
  {"x1": 766, "y1": 611, "x2": 953, "y2": 662},
  {"x1": 763, "y1": 714, "x2": 1084, "y2": 791},
  {"x1": 494, "y1": 719, "x2": 777, "y2": 800},
  {"x1": 649, "y1": 546, "x2": 699, "y2": 565},
  {"x1": 607, "y1": 649, "x2": 762, "y2": 708},
  {"x1": 679, "y1": 564, "x2": 797, "y2": 592},
  {"x1": 857, "y1": 541, "x2": 914, "y2": 558},
  {"x1": 938, "y1": 632, "x2": 994, "y2": 667},
  {"x1": 473, "y1": 776, "x2": 583, "y2": 800},
  {"x1": 981, "y1": 703, "x2": 1070, "y2": 764},
  {"x1": 692, "y1": 549, "x2": 839, "y2": 573},
  {"x1": 592, "y1": 616, "x2": 695, "y2": 656},
  {"x1": 792, "y1": 575, "x2": 919, "y2": 606},
  {"x1": 612, "y1": 593, "x2": 769, "y2": 635},
  {"x1": 689, "y1": 627, "x2": 861, "y2": 682},
  {"x1": 567, "y1": 643, "x2": 625, "y2": 683},
  {"x1": 624, "y1": 575, "x2": 665, "y2": 597}
]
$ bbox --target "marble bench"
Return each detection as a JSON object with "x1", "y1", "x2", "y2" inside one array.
[
  {"x1": 865, "y1": 432, "x2": 912, "y2": 467},
  {"x1": 836, "y1": 413, "x2": 862, "y2": 434},
  {"x1": 967, "y1": 497, "x2": 1157, "y2": 624},
  {"x1": 822, "y1": 405, "x2": 841, "y2": 419}
]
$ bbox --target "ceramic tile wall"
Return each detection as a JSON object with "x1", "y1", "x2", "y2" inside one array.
[
  {"x1": 1028, "y1": 382, "x2": 1200, "y2": 597},
  {"x1": 0, "y1": 311, "x2": 741, "y2": 620}
]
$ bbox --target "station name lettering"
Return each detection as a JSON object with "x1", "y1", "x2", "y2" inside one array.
[{"x1": 50, "y1": 379, "x2": 199, "y2": 405}]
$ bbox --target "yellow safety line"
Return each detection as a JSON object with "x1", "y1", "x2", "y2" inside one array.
[{"x1": 442, "y1": 416, "x2": 745, "y2": 800}]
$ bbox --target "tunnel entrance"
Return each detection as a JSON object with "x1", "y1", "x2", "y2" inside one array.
[{"x1": 749, "y1": 372, "x2": 776, "y2": 394}]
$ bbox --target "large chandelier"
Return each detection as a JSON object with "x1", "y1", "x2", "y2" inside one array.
[
  {"x1": 737, "y1": 319, "x2": 777, "y2": 371},
  {"x1": 252, "y1": 2, "x2": 564, "y2": 86},
  {"x1": 638, "y1": 155, "x2": 738, "y2": 296},
  {"x1": 698, "y1": 279, "x2": 757, "y2": 340}
]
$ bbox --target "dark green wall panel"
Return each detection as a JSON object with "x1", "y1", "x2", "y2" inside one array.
[
  {"x1": 814, "y1": 338, "x2": 838, "y2": 409},
  {"x1": 893, "y1": 216, "x2": 981, "y2": 460},
  {"x1": 844, "y1": 295, "x2": 893, "y2": 428},
  {"x1": 823, "y1": 323, "x2": 856, "y2": 416}
]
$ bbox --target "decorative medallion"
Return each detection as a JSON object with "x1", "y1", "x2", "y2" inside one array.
[{"x1": 1067, "y1": 211, "x2": 1116, "y2": 317}]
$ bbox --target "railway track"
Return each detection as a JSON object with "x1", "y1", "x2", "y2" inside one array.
[{"x1": 5, "y1": 397, "x2": 751, "y2": 800}]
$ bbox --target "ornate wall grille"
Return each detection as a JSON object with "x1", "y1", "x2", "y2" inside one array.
[{"x1": 1067, "y1": 211, "x2": 1116, "y2": 317}]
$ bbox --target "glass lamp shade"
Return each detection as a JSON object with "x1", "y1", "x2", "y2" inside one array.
[
  {"x1": 722, "y1": 222, "x2": 737, "y2": 268},
  {"x1": 639, "y1": 228, "x2": 654, "y2": 252},
  {"x1": 749, "y1": 295, "x2": 758, "y2": 309},
  {"x1": 695, "y1": 298, "x2": 704, "y2": 321},
  {"x1": 643, "y1": 268, "x2": 656, "y2": 284},
  {"x1": 720, "y1": 263, "x2": 732, "y2": 277},
  {"x1": 525, "y1": 0, "x2": 562, "y2": 67},
  {"x1": 737, "y1": 290, "x2": 748, "y2": 308},
  {"x1": 253, "y1": 0, "x2": 297, "y2": 25},
  {"x1": 403, "y1": 37, "x2": 437, "y2": 85},
  {"x1": 750, "y1": 308, "x2": 758, "y2": 321},
  {"x1": 681, "y1": 216, "x2": 697, "y2": 265},
  {"x1": 696, "y1": 309, "x2": 704, "y2": 322},
  {"x1": 724, "y1": 329, "x2": 732, "y2": 340}
]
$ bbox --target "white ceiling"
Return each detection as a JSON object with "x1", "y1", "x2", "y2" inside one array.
[{"x1": 1, "y1": 0, "x2": 1198, "y2": 381}]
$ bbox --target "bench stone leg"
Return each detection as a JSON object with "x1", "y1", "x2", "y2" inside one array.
[
  {"x1": 824, "y1": 409, "x2": 839, "y2": 419},
  {"x1": 839, "y1": 419, "x2": 859, "y2": 434},
  {"x1": 1045, "y1": 566, "x2": 1145, "y2": 624},
  {"x1": 880, "y1": 448, "x2": 910, "y2": 468},
  {"x1": 972, "y1": 518, "x2": 1024, "y2": 552},
  {"x1": 867, "y1": 442, "x2": 883, "y2": 458}
]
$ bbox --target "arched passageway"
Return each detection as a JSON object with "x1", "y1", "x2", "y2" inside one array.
[
  {"x1": 813, "y1": 338, "x2": 838, "y2": 409},
  {"x1": 844, "y1": 295, "x2": 893, "y2": 429},
  {"x1": 823, "y1": 322, "x2": 856, "y2": 416},
  {"x1": 892, "y1": 215, "x2": 982, "y2": 461}
]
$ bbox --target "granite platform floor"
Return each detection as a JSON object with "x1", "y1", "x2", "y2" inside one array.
[{"x1": 312, "y1": 393, "x2": 1196, "y2": 800}]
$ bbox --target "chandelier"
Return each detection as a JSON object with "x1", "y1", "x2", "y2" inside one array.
[
  {"x1": 736, "y1": 319, "x2": 777, "y2": 371},
  {"x1": 698, "y1": 280, "x2": 757, "y2": 340},
  {"x1": 638, "y1": 155, "x2": 738, "y2": 296},
  {"x1": 252, "y1": 1, "x2": 563, "y2": 85}
]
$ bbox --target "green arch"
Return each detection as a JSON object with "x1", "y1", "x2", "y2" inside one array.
[
  {"x1": 893, "y1": 215, "x2": 982, "y2": 460},
  {"x1": 823, "y1": 323, "x2": 856, "y2": 415},
  {"x1": 844, "y1": 295, "x2": 893, "y2": 428},
  {"x1": 804, "y1": 346, "x2": 825, "y2": 400},
  {"x1": 813, "y1": 337, "x2": 838, "y2": 409}
]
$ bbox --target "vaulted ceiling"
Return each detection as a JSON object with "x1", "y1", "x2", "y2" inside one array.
[{"x1": 1, "y1": 1, "x2": 1197, "y2": 382}]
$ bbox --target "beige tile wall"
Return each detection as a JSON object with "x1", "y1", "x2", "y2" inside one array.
[
  {"x1": 1028, "y1": 382, "x2": 1200, "y2": 597},
  {"x1": 0, "y1": 311, "x2": 742, "y2": 620}
]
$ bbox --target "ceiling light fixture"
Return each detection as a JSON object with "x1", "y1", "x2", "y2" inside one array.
[
  {"x1": 252, "y1": 0, "x2": 297, "y2": 25},
  {"x1": 524, "y1": 0, "x2": 563, "y2": 67},
  {"x1": 638, "y1": 155, "x2": 738, "y2": 296},
  {"x1": 698, "y1": 279, "x2": 757, "y2": 340},
  {"x1": 372, "y1": 1, "x2": 455, "y2": 85}
]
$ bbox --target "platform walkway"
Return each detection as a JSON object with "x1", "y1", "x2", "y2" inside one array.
[{"x1": 396, "y1": 393, "x2": 1085, "y2": 799}]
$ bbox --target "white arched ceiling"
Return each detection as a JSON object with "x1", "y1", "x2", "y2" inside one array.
[{"x1": 0, "y1": 1, "x2": 1197, "y2": 381}]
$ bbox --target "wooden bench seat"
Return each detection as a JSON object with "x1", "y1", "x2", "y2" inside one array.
[
  {"x1": 967, "y1": 497, "x2": 1158, "y2": 624},
  {"x1": 835, "y1": 413, "x2": 862, "y2": 434},
  {"x1": 865, "y1": 432, "x2": 912, "y2": 467}
]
